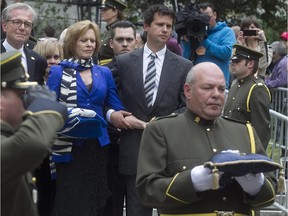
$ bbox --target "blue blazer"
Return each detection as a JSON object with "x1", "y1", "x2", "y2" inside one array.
[{"x1": 47, "y1": 64, "x2": 124, "y2": 146}]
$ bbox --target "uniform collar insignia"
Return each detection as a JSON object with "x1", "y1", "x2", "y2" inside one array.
[
  {"x1": 186, "y1": 110, "x2": 215, "y2": 126},
  {"x1": 194, "y1": 116, "x2": 200, "y2": 123}
]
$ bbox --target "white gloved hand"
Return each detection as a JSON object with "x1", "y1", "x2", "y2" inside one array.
[
  {"x1": 191, "y1": 165, "x2": 220, "y2": 192},
  {"x1": 235, "y1": 173, "x2": 265, "y2": 196},
  {"x1": 67, "y1": 108, "x2": 96, "y2": 118},
  {"x1": 221, "y1": 149, "x2": 240, "y2": 154}
]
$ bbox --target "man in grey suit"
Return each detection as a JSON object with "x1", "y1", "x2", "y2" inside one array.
[
  {"x1": 113, "y1": 4, "x2": 193, "y2": 216},
  {"x1": 1, "y1": 3, "x2": 47, "y2": 85}
]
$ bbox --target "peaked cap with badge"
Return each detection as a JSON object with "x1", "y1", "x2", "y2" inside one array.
[
  {"x1": 1, "y1": 51, "x2": 37, "y2": 89},
  {"x1": 100, "y1": 0, "x2": 127, "y2": 12},
  {"x1": 231, "y1": 44, "x2": 264, "y2": 61}
]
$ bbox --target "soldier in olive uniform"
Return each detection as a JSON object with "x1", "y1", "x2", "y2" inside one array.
[
  {"x1": 223, "y1": 44, "x2": 271, "y2": 149},
  {"x1": 1, "y1": 51, "x2": 68, "y2": 216},
  {"x1": 136, "y1": 62, "x2": 276, "y2": 216},
  {"x1": 99, "y1": 0, "x2": 126, "y2": 65}
]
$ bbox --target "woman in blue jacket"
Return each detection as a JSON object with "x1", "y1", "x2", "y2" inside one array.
[{"x1": 47, "y1": 20, "x2": 135, "y2": 216}]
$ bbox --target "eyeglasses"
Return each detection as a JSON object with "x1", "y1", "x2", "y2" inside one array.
[{"x1": 7, "y1": 19, "x2": 33, "y2": 29}]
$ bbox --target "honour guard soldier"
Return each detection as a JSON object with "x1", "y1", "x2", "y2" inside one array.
[
  {"x1": 223, "y1": 44, "x2": 271, "y2": 149},
  {"x1": 99, "y1": 0, "x2": 127, "y2": 65},
  {"x1": 136, "y1": 62, "x2": 276, "y2": 216},
  {"x1": 1, "y1": 51, "x2": 68, "y2": 216}
]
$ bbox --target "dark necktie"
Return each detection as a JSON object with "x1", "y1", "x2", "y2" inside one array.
[{"x1": 144, "y1": 53, "x2": 156, "y2": 108}]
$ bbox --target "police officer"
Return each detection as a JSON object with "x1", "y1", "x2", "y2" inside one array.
[
  {"x1": 1, "y1": 51, "x2": 68, "y2": 216},
  {"x1": 136, "y1": 62, "x2": 276, "y2": 216},
  {"x1": 98, "y1": 0, "x2": 126, "y2": 65},
  {"x1": 223, "y1": 44, "x2": 271, "y2": 149}
]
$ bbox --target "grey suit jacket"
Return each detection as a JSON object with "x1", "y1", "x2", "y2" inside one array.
[
  {"x1": 1, "y1": 43, "x2": 47, "y2": 84},
  {"x1": 113, "y1": 48, "x2": 193, "y2": 175}
]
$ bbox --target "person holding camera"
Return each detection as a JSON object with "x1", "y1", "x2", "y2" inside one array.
[
  {"x1": 1, "y1": 51, "x2": 68, "y2": 216},
  {"x1": 237, "y1": 15, "x2": 273, "y2": 80},
  {"x1": 193, "y1": 2, "x2": 236, "y2": 89}
]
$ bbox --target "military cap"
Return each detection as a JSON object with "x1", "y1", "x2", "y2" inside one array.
[
  {"x1": 100, "y1": 0, "x2": 127, "y2": 12},
  {"x1": 231, "y1": 44, "x2": 263, "y2": 61},
  {"x1": 0, "y1": 51, "x2": 37, "y2": 89}
]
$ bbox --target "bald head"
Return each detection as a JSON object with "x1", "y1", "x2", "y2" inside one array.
[
  {"x1": 186, "y1": 62, "x2": 225, "y2": 85},
  {"x1": 184, "y1": 62, "x2": 226, "y2": 120}
]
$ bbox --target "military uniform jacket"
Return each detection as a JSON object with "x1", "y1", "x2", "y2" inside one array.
[
  {"x1": 223, "y1": 75, "x2": 271, "y2": 149},
  {"x1": 99, "y1": 20, "x2": 118, "y2": 61},
  {"x1": 136, "y1": 110, "x2": 276, "y2": 215},
  {"x1": 1, "y1": 112, "x2": 64, "y2": 216}
]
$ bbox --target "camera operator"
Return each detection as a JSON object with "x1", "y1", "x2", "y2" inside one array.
[
  {"x1": 236, "y1": 16, "x2": 272, "y2": 80},
  {"x1": 193, "y1": 2, "x2": 236, "y2": 89}
]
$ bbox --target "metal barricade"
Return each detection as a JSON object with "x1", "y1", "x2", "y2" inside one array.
[
  {"x1": 270, "y1": 87, "x2": 288, "y2": 115},
  {"x1": 267, "y1": 109, "x2": 288, "y2": 214}
]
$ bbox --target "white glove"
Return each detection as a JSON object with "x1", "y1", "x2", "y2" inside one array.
[
  {"x1": 235, "y1": 173, "x2": 264, "y2": 196},
  {"x1": 191, "y1": 165, "x2": 221, "y2": 192},
  {"x1": 67, "y1": 108, "x2": 96, "y2": 118},
  {"x1": 221, "y1": 149, "x2": 240, "y2": 154}
]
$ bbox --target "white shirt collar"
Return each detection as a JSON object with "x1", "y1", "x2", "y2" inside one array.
[
  {"x1": 143, "y1": 44, "x2": 166, "y2": 61},
  {"x1": 3, "y1": 39, "x2": 26, "y2": 60},
  {"x1": 3, "y1": 39, "x2": 25, "y2": 54}
]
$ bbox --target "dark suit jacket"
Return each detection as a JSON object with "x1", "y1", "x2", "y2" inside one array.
[
  {"x1": 113, "y1": 48, "x2": 193, "y2": 175},
  {"x1": 1, "y1": 43, "x2": 47, "y2": 84}
]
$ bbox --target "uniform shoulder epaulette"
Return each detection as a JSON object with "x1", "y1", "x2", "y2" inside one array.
[
  {"x1": 249, "y1": 77, "x2": 271, "y2": 106},
  {"x1": 253, "y1": 77, "x2": 265, "y2": 85},
  {"x1": 151, "y1": 113, "x2": 178, "y2": 122},
  {"x1": 221, "y1": 115, "x2": 247, "y2": 124}
]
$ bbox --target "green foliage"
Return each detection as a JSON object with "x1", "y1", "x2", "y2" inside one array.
[
  {"x1": 30, "y1": 0, "x2": 286, "y2": 43},
  {"x1": 33, "y1": 0, "x2": 71, "y2": 39},
  {"x1": 124, "y1": 0, "x2": 287, "y2": 43}
]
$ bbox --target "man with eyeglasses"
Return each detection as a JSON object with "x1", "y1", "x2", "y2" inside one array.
[
  {"x1": 1, "y1": 3, "x2": 47, "y2": 85},
  {"x1": 223, "y1": 44, "x2": 271, "y2": 149}
]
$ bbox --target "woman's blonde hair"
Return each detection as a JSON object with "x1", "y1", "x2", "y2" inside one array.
[
  {"x1": 33, "y1": 39, "x2": 63, "y2": 60},
  {"x1": 63, "y1": 20, "x2": 101, "y2": 59}
]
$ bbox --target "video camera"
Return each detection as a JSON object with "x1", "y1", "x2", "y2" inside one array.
[
  {"x1": 175, "y1": 5, "x2": 210, "y2": 39},
  {"x1": 175, "y1": 3, "x2": 210, "y2": 61}
]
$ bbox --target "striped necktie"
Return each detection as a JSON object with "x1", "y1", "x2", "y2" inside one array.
[{"x1": 144, "y1": 53, "x2": 157, "y2": 108}]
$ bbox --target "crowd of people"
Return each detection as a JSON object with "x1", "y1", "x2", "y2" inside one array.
[{"x1": 1, "y1": 0, "x2": 287, "y2": 216}]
